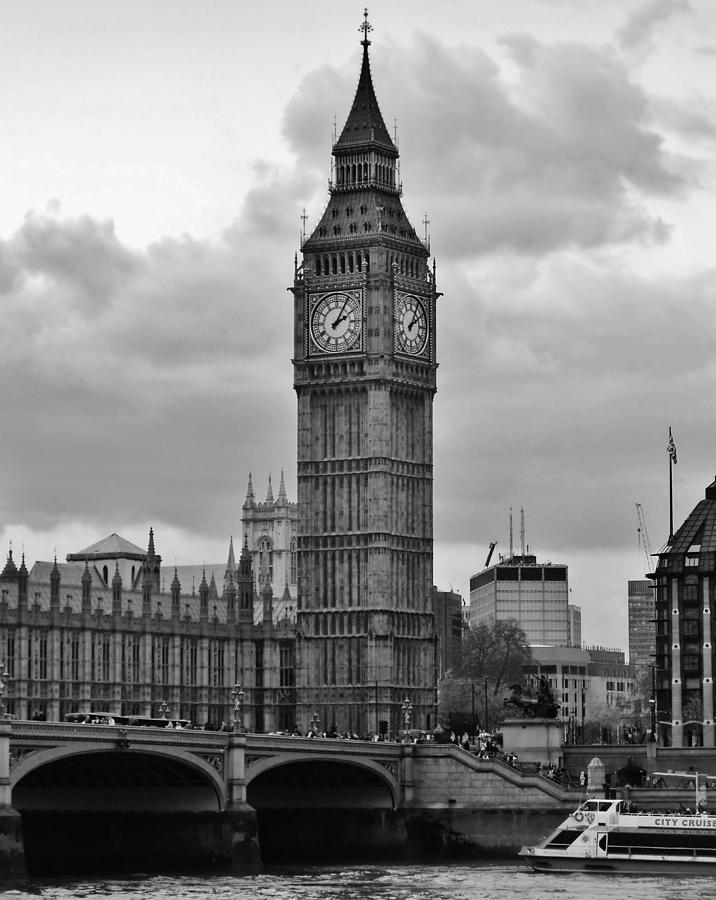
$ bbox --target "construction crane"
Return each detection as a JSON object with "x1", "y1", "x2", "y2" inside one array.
[
  {"x1": 485, "y1": 541, "x2": 497, "y2": 567},
  {"x1": 636, "y1": 502, "x2": 654, "y2": 577}
]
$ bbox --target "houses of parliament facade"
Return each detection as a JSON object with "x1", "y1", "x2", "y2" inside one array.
[{"x1": 0, "y1": 15, "x2": 441, "y2": 736}]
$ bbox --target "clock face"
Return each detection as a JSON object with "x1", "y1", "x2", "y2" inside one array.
[
  {"x1": 310, "y1": 292, "x2": 363, "y2": 353},
  {"x1": 396, "y1": 294, "x2": 428, "y2": 355}
]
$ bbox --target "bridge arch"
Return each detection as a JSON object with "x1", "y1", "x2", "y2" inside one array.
[
  {"x1": 246, "y1": 752, "x2": 399, "y2": 809},
  {"x1": 11, "y1": 743, "x2": 226, "y2": 812}
]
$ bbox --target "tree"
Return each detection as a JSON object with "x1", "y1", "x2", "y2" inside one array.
[
  {"x1": 438, "y1": 619, "x2": 533, "y2": 731},
  {"x1": 457, "y1": 619, "x2": 533, "y2": 693}
]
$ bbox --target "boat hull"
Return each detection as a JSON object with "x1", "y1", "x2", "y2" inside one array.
[{"x1": 520, "y1": 850, "x2": 716, "y2": 875}]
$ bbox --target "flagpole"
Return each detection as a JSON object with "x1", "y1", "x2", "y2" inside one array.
[
  {"x1": 669, "y1": 447, "x2": 674, "y2": 542},
  {"x1": 667, "y1": 426, "x2": 676, "y2": 542}
]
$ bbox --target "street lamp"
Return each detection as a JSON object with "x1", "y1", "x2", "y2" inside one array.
[
  {"x1": 402, "y1": 696, "x2": 413, "y2": 742},
  {"x1": 311, "y1": 711, "x2": 320, "y2": 737},
  {"x1": 0, "y1": 663, "x2": 9, "y2": 718},
  {"x1": 230, "y1": 683, "x2": 245, "y2": 733},
  {"x1": 158, "y1": 699, "x2": 169, "y2": 720},
  {"x1": 649, "y1": 698, "x2": 657, "y2": 743}
]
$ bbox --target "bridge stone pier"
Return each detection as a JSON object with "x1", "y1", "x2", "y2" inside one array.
[{"x1": 0, "y1": 721, "x2": 575, "y2": 883}]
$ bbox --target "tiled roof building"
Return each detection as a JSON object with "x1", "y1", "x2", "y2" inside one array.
[{"x1": 653, "y1": 476, "x2": 716, "y2": 748}]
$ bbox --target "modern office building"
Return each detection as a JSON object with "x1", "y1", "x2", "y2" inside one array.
[
  {"x1": 291, "y1": 16, "x2": 439, "y2": 734},
  {"x1": 628, "y1": 578, "x2": 655, "y2": 671},
  {"x1": 432, "y1": 587, "x2": 464, "y2": 679},
  {"x1": 526, "y1": 644, "x2": 635, "y2": 738},
  {"x1": 568, "y1": 604, "x2": 582, "y2": 648},
  {"x1": 469, "y1": 554, "x2": 570, "y2": 646}
]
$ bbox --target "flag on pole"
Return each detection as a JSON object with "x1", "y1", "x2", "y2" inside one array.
[{"x1": 667, "y1": 428, "x2": 677, "y2": 465}]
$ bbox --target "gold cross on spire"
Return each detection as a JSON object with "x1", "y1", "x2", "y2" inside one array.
[{"x1": 360, "y1": 8, "x2": 372, "y2": 46}]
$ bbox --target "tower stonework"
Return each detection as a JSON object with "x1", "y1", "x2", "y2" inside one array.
[{"x1": 291, "y1": 16, "x2": 439, "y2": 736}]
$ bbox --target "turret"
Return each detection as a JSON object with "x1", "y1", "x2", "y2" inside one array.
[
  {"x1": 199, "y1": 569, "x2": 209, "y2": 622},
  {"x1": 171, "y1": 567, "x2": 181, "y2": 619},
  {"x1": 18, "y1": 553, "x2": 28, "y2": 608},
  {"x1": 0, "y1": 547, "x2": 19, "y2": 582},
  {"x1": 112, "y1": 562, "x2": 123, "y2": 615},
  {"x1": 237, "y1": 535, "x2": 254, "y2": 626}
]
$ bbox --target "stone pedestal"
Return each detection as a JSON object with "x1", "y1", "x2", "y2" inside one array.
[
  {"x1": 0, "y1": 723, "x2": 27, "y2": 886},
  {"x1": 500, "y1": 718, "x2": 563, "y2": 766},
  {"x1": 224, "y1": 732, "x2": 262, "y2": 874}
]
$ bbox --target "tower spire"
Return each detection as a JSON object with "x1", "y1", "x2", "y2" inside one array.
[
  {"x1": 277, "y1": 470, "x2": 287, "y2": 504},
  {"x1": 243, "y1": 472, "x2": 255, "y2": 508},
  {"x1": 333, "y1": 9, "x2": 395, "y2": 154}
]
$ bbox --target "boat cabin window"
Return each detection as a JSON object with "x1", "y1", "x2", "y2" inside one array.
[{"x1": 578, "y1": 800, "x2": 615, "y2": 812}]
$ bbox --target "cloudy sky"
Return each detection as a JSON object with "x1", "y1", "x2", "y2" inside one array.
[{"x1": 1, "y1": 0, "x2": 715, "y2": 651}]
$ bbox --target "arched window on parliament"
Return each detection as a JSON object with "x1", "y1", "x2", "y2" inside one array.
[
  {"x1": 290, "y1": 538, "x2": 297, "y2": 584},
  {"x1": 258, "y1": 537, "x2": 273, "y2": 583}
]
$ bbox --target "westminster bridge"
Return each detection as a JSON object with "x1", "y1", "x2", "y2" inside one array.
[{"x1": 0, "y1": 719, "x2": 576, "y2": 883}]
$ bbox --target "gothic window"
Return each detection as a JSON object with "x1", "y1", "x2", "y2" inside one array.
[
  {"x1": 71, "y1": 632, "x2": 80, "y2": 681},
  {"x1": 103, "y1": 565, "x2": 108, "y2": 584},
  {"x1": 319, "y1": 227, "x2": 327, "y2": 237},
  {"x1": 280, "y1": 640, "x2": 295, "y2": 687},
  {"x1": 346, "y1": 207, "x2": 353, "y2": 217},
  {"x1": 349, "y1": 223, "x2": 357, "y2": 234},
  {"x1": 290, "y1": 538, "x2": 297, "y2": 584},
  {"x1": 315, "y1": 257, "x2": 322, "y2": 275},
  {"x1": 38, "y1": 632, "x2": 48, "y2": 680},
  {"x1": 258, "y1": 537, "x2": 273, "y2": 582},
  {"x1": 332, "y1": 208, "x2": 339, "y2": 218},
  {"x1": 360, "y1": 204, "x2": 367, "y2": 215},
  {"x1": 363, "y1": 222, "x2": 371, "y2": 232},
  {"x1": 131, "y1": 565, "x2": 135, "y2": 584},
  {"x1": 333, "y1": 225, "x2": 341, "y2": 236},
  {"x1": 2, "y1": 630, "x2": 15, "y2": 678}
]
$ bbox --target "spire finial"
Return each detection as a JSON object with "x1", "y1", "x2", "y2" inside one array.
[{"x1": 360, "y1": 8, "x2": 372, "y2": 47}]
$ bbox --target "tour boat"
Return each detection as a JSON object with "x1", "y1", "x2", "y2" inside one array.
[{"x1": 520, "y1": 788, "x2": 716, "y2": 874}]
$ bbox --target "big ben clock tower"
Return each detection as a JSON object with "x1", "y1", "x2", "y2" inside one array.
[{"x1": 291, "y1": 12, "x2": 439, "y2": 736}]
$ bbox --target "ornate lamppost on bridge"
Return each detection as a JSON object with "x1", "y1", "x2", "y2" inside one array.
[
  {"x1": 402, "y1": 696, "x2": 413, "y2": 743},
  {"x1": 311, "y1": 711, "x2": 320, "y2": 737},
  {"x1": 0, "y1": 663, "x2": 9, "y2": 719},
  {"x1": 158, "y1": 699, "x2": 169, "y2": 721},
  {"x1": 230, "y1": 683, "x2": 245, "y2": 733}
]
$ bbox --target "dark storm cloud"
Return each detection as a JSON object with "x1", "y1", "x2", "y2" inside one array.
[
  {"x1": 434, "y1": 257, "x2": 716, "y2": 555},
  {"x1": 0, "y1": 204, "x2": 295, "y2": 534}
]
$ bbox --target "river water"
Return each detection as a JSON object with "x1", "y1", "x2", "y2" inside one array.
[{"x1": 10, "y1": 863, "x2": 716, "y2": 900}]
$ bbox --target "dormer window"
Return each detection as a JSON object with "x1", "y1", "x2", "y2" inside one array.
[
  {"x1": 332, "y1": 208, "x2": 339, "y2": 219},
  {"x1": 360, "y1": 204, "x2": 367, "y2": 215},
  {"x1": 333, "y1": 225, "x2": 341, "y2": 236}
]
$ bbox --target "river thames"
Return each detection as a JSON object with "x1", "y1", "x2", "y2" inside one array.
[{"x1": 11, "y1": 864, "x2": 716, "y2": 900}]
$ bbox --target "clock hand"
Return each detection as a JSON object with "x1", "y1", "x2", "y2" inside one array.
[{"x1": 333, "y1": 295, "x2": 352, "y2": 329}]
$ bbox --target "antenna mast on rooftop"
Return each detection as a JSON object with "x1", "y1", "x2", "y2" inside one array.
[
  {"x1": 520, "y1": 507, "x2": 526, "y2": 556},
  {"x1": 509, "y1": 507, "x2": 514, "y2": 559}
]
